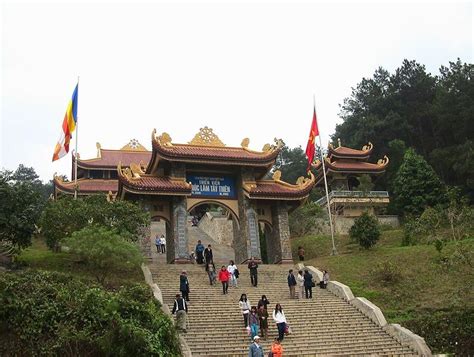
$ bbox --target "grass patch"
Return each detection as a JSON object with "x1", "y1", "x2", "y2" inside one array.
[{"x1": 16, "y1": 237, "x2": 143, "y2": 289}]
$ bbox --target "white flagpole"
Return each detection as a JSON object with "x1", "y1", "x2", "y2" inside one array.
[
  {"x1": 74, "y1": 76, "x2": 79, "y2": 199},
  {"x1": 314, "y1": 96, "x2": 337, "y2": 255}
]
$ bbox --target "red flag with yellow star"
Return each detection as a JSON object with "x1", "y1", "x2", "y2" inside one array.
[{"x1": 305, "y1": 107, "x2": 319, "y2": 171}]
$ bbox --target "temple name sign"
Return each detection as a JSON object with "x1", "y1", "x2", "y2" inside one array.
[{"x1": 187, "y1": 175, "x2": 235, "y2": 198}]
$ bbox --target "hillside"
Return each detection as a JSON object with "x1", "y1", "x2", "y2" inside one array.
[{"x1": 292, "y1": 230, "x2": 474, "y2": 354}]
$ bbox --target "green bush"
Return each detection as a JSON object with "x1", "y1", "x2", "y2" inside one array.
[
  {"x1": 0, "y1": 270, "x2": 181, "y2": 356},
  {"x1": 370, "y1": 261, "x2": 402, "y2": 286},
  {"x1": 64, "y1": 226, "x2": 143, "y2": 285},
  {"x1": 404, "y1": 308, "x2": 474, "y2": 355},
  {"x1": 349, "y1": 212, "x2": 381, "y2": 249},
  {"x1": 40, "y1": 195, "x2": 150, "y2": 251}
]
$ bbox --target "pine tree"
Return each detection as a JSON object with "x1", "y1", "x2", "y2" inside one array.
[{"x1": 393, "y1": 148, "x2": 446, "y2": 216}]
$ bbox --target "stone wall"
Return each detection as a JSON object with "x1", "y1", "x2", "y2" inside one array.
[
  {"x1": 316, "y1": 215, "x2": 400, "y2": 235},
  {"x1": 198, "y1": 212, "x2": 233, "y2": 246}
]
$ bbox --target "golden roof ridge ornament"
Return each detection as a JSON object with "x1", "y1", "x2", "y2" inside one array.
[
  {"x1": 377, "y1": 155, "x2": 390, "y2": 166},
  {"x1": 121, "y1": 139, "x2": 147, "y2": 151},
  {"x1": 189, "y1": 126, "x2": 225, "y2": 147},
  {"x1": 241, "y1": 138, "x2": 250, "y2": 148},
  {"x1": 362, "y1": 142, "x2": 373, "y2": 152},
  {"x1": 96, "y1": 142, "x2": 102, "y2": 158}
]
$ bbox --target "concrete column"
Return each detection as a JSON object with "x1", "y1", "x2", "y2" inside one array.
[
  {"x1": 234, "y1": 168, "x2": 261, "y2": 263},
  {"x1": 269, "y1": 201, "x2": 293, "y2": 264},
  {"x1": 171, "y1": 196, "x2": 189, "y2": 263}
]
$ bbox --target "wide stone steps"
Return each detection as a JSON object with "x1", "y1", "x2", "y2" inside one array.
[{"x1": 149, "y1": 263, "x2": 418, "y2": 356}]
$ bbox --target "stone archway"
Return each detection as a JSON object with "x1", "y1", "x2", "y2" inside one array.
[{"x1": 186, "y1": 199, "x2": 239, "y2": 263}]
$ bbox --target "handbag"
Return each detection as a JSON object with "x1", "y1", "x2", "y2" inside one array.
[
  {"x1": 234, "y1": 268, "x2": 240, "y2": 278},
  {"x1": 268, "y1": 352, "x2": 274, "y2": 357},
  {"x1": 311, "y1": 280, "x2": 316, "y2": 287}
]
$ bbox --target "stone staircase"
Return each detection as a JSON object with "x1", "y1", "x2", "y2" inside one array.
[{"x1": 148, "y1": 259, "x2": 418, "y2": 356}]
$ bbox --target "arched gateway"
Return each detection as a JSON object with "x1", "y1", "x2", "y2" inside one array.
[{"x1": 54, "y1": 127, "x2": 315, "y2": 264}]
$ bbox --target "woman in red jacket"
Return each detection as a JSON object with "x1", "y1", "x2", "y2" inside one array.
[{"x1": 218, "y1": 265, "x2": 230, "y2": 294}]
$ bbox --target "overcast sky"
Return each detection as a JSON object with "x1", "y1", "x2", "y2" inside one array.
[{"x1": 1, "y1": 1, "x2": 472, "y2": 182}]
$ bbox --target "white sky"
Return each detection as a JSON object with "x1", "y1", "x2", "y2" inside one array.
[{"x1": 1, "y1": 1, "x2": 472, "y2": 182}]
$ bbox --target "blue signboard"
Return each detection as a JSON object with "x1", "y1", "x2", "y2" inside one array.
[{"x1": 187, "y1": 175, "x2": 235, "y2": 198}]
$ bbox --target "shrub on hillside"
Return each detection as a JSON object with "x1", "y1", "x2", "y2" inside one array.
[
  {"x1": 0, "y1": 270, "x2": 181, "y2": 356},
  {"x1": 370, "y1": 261, "x2": 402, "y2": 286},
  {"x1": 404, "y1": 308, "x2": 474, "y2": 355},
  {"x1": 64, "y1": 226, "x2": 143, "y2": 285},
  {"x1": 349, "y1": 212, "x2": 381, "y2": 249}
]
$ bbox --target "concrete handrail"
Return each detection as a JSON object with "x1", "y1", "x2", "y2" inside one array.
[
  {"x1": 350, "y1": 297, "x2": 387, "y2": 326},
  {"x1": 385, "y1": 324, "x2": 432, "y2": 356},
  {"x1": 302, "y1": 265, "x2": 431, "y2": 356}
]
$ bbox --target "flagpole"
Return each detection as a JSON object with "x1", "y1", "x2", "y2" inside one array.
[
  {"x1": 314, "y1": 97, "x2": 337, "y2": 255},
  {"x1": 74, "y1": 76, "x2": 79, "y2": 199}
]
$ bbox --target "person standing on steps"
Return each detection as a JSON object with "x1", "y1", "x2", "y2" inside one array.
[
  {"x1": 272, "y1": 303, "x2": 287, "y2": 342},
  {"x1": 270, "y1": 337, "x2": 283, "y2": 357},
  {"x1": 248, "y1": 257, "x2": 259, "y2": 287},
  {"x1": 296, "y1": 270, "x2": 305, "y2": 299},
  {"x1": 257, "y1": 295, "x2": 271, "y2": 310},
  {"x1": 239, "y1": 293, "x2": 251, "y2": 327},
  {"x1": 204, "y1": 244, "x2": 213, "y2": 265},
  {"x1": 172, "y1": 293, "x2": 188, "y2": 333},
  {"x1": 207, "y1": 260, "x2": 217, "y2": 285},
  {"x1": 154, "y1": 235, "x2": 160, "y2": 253},
  {"x1": 179, "y1": 271, "x2": 190, "y2": 301},
  {"x1": 195, "y1": 240, "x2": 205, "y2": 264},
  {"x1": 298, "y1": 246, "x2": 305, "y2": 261},
  {"x1": 248, "y1": 335, "x2": 264, "y2": 357},
  {"x1": 218, "y1": 265, "x2": 230, "y2": 294},
  {"x1": 227, "y1": 260, "x2": 238, "y2": 287},
  {"x1": 303, "y1": 269, "x2": 313, "y2": 299},
  {"x1": 287, "y1": 269, "x2": 297, "y2": 299},
  {"x1": 257, "y1": 305, "x2": 269, "y2": 340},
  {"x1": 249, "y1": 306, "x2": 259, "y2": 340},
  {"x1": 321, "y1": 269, "x2": 329, "y2": 289},
  {"x1": 160, "y1": 234, "x2": 166, "y2": 254}
]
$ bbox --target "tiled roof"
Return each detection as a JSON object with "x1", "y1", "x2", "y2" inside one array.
[
  {"x1": 54, "y1": 178, "x2": 118, "y2": 194},
  {"x1": 328, "y1": 144, "x2": 373, "y2": 159},
  {"x1": 312, "y1": 159, "x2": 387, "y2": 173},
  {"x1": 244, "y1": 181, "x2": 314, "y2": 200},
  {"x1": 76, "y1": 150, "x2": 152, "y2": 169},
  {"x1": 119, "y1": 175, "x2": 192, "y2": 194},
  {"x1": 151, "y1": 140, "x2": 280, "y2": 166}
]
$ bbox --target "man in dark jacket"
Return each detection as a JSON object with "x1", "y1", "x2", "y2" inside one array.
[
  {"x1": 204, "y1": 244, "x2": 213, "y2": 264},
  {"x1": 172, "y1": 293, "x2": 188, "y2": 332},
  {"x1": 179, "y1": 271, "x2": 190, "y2": 301},
  {"x1": 303, "y1": 269, "x2": 313, "y2": 299},
  {"x1": 248, "y1": 257, "x2": 259, "y2": 287},
  {"x1": 195, "y1": 240, "x2": 205, "y2": 264},
  {"x1": 287, "y1": 269, "x2": 297, "y2": 299}
]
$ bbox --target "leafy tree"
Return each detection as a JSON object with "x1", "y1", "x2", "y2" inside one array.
[
  {"x1": 357, "y1": 174, "x2": 374, "y2": 193},
  {"x1": 289, "y1": 202, "x2": 325, "y2": 236},
  {"x1": 333, "y1": 59, "x2": 473, "y2": 199},
  {"x1": 64, "y1": 226, "x2": 143, "y2": 285},
  {"x1": 273, "y1": 142, "x2": 308, "y2": 184},
  {"x1": 393, "y1": 148, "x2": 446, "y2": 216},
  {"x1": 40, "y1": 195, "x2": 150, "y2": 250},
  {"x1": 0, "y1": 270, "x2": 181, "y2": 356},
  {"x1": 0, "y1": 167, "x2": 45, "y2": 250},
  {"x1": 349, "y1": 212, "x2": 381, "y2": 249}
]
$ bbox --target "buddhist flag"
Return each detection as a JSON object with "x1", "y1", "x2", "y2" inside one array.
[
  {"x1": 305, "y1": 106, "x2": 319, "y2": 171},
  {"x1": 52, "y1": 84, "x2": 78, "y2": 162}
]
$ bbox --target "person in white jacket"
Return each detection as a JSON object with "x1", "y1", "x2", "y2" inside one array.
[
  {"x1": 239, "y1": 293, "x2": 251, "y2": 327},
  {"x1": 296, "y1": 270, "x2": 305, "y2": 299},
  {"x1": 272, "y1": 303, "x2": 287, "y2": 341},
  {"x1": 227, "y1": 260, "x2": 238, "y2": 287}
]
